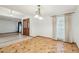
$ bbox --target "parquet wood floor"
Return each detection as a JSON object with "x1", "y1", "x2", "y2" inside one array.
[{"x1": 0, "y1": 36, "x2": 79, "y2": 53}]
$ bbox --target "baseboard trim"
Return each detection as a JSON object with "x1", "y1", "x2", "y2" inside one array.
[
  {"x1": 35, "y1": 36, "x2": 75, "y2": 44},
  {"x1": 0, "y1": 32, "x2": 18, "y2": 35}
]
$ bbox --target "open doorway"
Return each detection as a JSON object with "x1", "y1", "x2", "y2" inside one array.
[{"x1": 18, "y1": 21, "x2": 22, "y2": 33}]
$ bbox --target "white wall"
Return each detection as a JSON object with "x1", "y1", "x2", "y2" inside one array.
[
  {"x1": 71, "y1": 6, "x2": 79, "y2": 48},
  {"x1": 30, "y1": 16, "x2": 53, "y2": 38},
  {"x1": 72, "y1": 12, "x2": 79, "y2": 48},
  {"x1": 0, "y1": 20, "x2": 18, "y2": 33},
  {"x1": 0, "y1": 7, "x2": 22, "y2": 34}
]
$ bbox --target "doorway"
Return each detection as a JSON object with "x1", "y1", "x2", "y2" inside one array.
[
  {"x1": 18, "y1": 21, "x2": 22, "y2": 33},
  {"x1": 23, "y1": 18, "x2": 30, "y2": 36}
]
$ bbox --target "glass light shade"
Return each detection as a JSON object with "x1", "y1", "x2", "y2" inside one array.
[
  {"x1": 34, "y1": 15, "x2": 39, "y2": 18},
  {"x1": 39, "y1": 16, "x2": 43, "y2": 20}
]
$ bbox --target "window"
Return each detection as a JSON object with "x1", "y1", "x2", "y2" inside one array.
[{"x1": 56, "y1": 15, "x2": 65, "y2": 41}]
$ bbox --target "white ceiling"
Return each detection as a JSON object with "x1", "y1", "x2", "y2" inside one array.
[{"x1": 0, "y1": 5, "x2": 77, "y2": 16}]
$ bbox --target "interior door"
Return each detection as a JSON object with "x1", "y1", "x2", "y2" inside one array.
[{"x1": 23, "y1": 18, "x2": 29, "y2": 36}]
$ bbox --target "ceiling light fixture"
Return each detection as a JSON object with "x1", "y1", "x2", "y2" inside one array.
[
  {"x1": 34, "y1": 14, "x2": 39, "y2": 18},
  {"x1": 34, "y1": 5, "x2": 43, "y2": 20}
]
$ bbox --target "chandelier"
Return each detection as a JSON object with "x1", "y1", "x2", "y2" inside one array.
[{"x1": 34, "y1": 5, "x2": 43, "y2": 20}]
